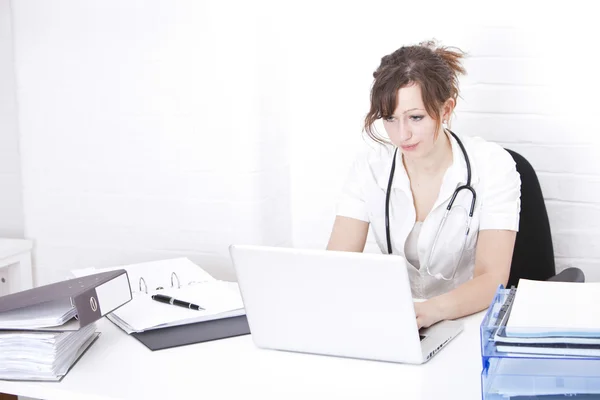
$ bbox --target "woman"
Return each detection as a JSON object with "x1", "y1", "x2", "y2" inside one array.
[{"x1": 327, "y1": 40, "x2": 521, "y2": 329}]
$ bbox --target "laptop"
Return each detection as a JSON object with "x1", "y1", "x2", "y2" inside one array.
[{"x1": 229, "y1": 244, "x2": 463, "y2": 364}]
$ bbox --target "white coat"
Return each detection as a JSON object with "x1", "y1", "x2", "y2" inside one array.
[{"x1": 336, "y1": 131, "x2": 521, "y2": 298}]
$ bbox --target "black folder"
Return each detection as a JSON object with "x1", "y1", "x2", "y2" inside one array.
[{"x1": 130, "y1": 315, "x2": 251, "y2": 351}]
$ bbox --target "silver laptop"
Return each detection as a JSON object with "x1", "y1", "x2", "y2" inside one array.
[{"x1": 229, "y1": 244, "x2": 463, "y2": 364}]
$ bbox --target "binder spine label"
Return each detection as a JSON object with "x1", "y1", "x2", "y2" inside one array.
[{"x1": 73, "y1": 287, "x2": 102, "y2": 327}]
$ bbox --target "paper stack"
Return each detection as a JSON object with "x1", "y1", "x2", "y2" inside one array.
[
  {"x1": 480, "y1": 281, "x2": 600, "y2": 399},
  {"x1": 0, "y1": 269, "x2": 132, "y2": 381},
  {"x1": 494, "y1": 279, "x2": 600, "y2": 357},
  {"x1": 0, "y1": 297, "x2": 77, "y2": 330},
  {"x1": 0, "y1": 323, "x2": 99, "y2": 381}
]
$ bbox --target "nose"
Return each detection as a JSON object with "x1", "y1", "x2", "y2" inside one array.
[{"x1": 396, "y1": 118, "x2": 412, "y2": 141}]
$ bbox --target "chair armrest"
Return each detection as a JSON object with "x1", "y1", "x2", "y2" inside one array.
[{"x1": 546, "y1": 267, "x2": 585, "y2": 283}]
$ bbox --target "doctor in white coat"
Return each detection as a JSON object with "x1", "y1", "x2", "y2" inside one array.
[{"x1": 327, "y1": 40, "x2": 521, "y2": 329}]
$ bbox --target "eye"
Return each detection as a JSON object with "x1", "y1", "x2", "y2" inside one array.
[
  {"x1": 409, "y1": 115, "x2": 424, "y2": 122},
  {"x1": 383, "y1": 116, "x2": 396, "y2": 122}
]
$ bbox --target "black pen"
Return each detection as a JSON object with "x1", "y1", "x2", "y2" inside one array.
[{"x1": 151, "y1": 294, "x2": 204, "y2": 311}]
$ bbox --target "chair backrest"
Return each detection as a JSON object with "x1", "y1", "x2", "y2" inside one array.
[{"x1": 504, "y1": 149, "x2": 556, "y2": 287}]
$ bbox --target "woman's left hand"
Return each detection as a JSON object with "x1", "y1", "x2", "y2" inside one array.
[{"x1": 414, "y1": 299, "x2": 445, "y2": 329}]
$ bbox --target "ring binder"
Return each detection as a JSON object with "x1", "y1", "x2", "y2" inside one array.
[
  {"x1": 138, "y1": 272, "x2": 184, "y2": 294},
  {"x1": 71, "y1": 258, "x2": 247, "y2": 346},
  {"x1": 0, "y1": 270, "x2": 132, "y2": 381},
  {"x1": 0, "y1": 269, "x2": 132, "y2": 330}
]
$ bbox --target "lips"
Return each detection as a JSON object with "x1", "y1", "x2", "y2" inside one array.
[{"x1": 400, "y1": 143, "x2": 419, "y2": 151}]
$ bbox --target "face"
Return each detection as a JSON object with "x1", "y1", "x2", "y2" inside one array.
[{"x1": 382, "y1": 83, "x2": 445, "y2": 158}]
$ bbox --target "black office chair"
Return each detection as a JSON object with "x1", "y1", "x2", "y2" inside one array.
[{"x1": 504, "y1": 149, "x2": 585, "y2": 287}]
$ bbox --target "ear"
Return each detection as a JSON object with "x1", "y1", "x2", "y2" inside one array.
[{"x1": 442, "y1": 98, "x2": 455, "y2": 123}]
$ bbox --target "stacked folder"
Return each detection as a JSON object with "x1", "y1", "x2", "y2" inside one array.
[
  {"x1": 480, "y1": 280, "x2": 600, "y2": 399},
  {"x1": 0, "y1": 269, "x2": 132, "y2": 381},
  {"x1": 492, "y1": 279, "x2": 600, "y2": 358}
]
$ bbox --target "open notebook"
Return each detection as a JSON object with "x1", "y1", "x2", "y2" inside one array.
[{"x1": 72, "y1": 258, "x2": 245, "y2": 334}]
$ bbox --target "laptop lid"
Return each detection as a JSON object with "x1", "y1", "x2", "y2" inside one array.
[{"x1": 229, "y1": 245, "x2": 424, "y2": 364}]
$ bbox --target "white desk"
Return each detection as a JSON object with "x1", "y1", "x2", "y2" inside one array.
[{"x1": 0, "y1": 313, "x2": 485, "y2": 400}]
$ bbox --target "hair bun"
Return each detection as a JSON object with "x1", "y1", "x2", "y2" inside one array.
[{"x1": 420, "y1": 39, "x2": 467, "y2": 77}]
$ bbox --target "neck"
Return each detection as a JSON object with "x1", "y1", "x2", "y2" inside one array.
[{"x1": 403, "y1": 129, "x2": 452, "y2": 177}]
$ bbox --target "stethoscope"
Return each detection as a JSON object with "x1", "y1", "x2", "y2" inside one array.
[{"x1": 384, "y1": 128, "x2": 477, "y2": 280}]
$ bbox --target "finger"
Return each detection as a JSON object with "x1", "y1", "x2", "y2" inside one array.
[{"x1": 416, "y1": 316, "x2": 423, "y2": 329}]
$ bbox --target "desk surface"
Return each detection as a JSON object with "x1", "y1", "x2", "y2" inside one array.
[{"x1": 0, "y1": 313, "x2": 485, "y2": 400}]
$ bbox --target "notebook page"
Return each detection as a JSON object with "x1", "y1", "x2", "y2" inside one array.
[
  {"x1": 506, "y1": 279, "x2": 600, "y2": 337},
  {"x1": 110, "y1": 281, "x2": 244, "y2": 332}
]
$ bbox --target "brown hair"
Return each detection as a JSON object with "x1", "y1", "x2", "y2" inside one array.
[{"x1": 364, "y1": 40, "x2": 467, "y2": 145}]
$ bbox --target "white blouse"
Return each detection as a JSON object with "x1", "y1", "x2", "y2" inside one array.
[
  {"x1": 335, "y1": 131, "x2": 521, "y2": 299},
  {"x1": 404, "y1": 221, "x2": 423, "y2": 270}
]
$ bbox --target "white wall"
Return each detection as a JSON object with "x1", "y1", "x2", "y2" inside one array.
[
  {"x1": 0, "y1": 0, "x2": 24, "y2": 238},
  {"x1": 11, "y1": 0, "x2": 291, "y2": 284},
  {"x1": 8, "y1": 1, "x2": 600, "y2": 284},
  {"x1": 287, "y1": 3, "x2": 600, "y2": 281}
]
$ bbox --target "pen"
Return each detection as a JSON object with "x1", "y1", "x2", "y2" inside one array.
[{"x1": 151, "y1": 294, "x2": 204, "y2": 311}]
